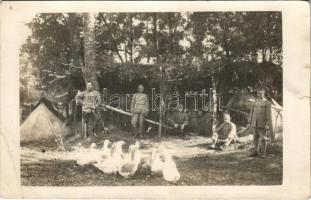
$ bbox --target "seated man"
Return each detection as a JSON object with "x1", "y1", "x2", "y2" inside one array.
[
  {"x1": 211, "y1": 112, "x2": 238, "y2": 150},
  {"x1": 168, "y1": 104, "x2": 189, "y2": 137}
]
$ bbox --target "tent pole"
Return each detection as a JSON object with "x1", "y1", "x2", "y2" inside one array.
[
  {"x1": 158, "y1": 66, "x2": 163, "y2": 138},
  {"x1": 73, "y1": 100, "x2": 77, "y2": 124}
]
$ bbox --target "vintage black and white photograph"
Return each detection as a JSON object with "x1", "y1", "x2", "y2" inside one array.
[{"x1": 18, "y1": 11, "x2": 284, "y2": 186}]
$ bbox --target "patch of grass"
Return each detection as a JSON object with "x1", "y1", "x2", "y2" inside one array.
[
  {"x1": 21, "y1": 129, "x2": 282, "y2": 186},
  {"x1": 21, "y1": 147, "x2": 282, "y2": 186}
]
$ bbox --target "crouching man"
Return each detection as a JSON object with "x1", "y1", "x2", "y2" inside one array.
[
  {"x1": 211, "y1": 112, "x2": 238, "y2": 150},
  {"x1": 75, "y1": 82, "x2": 102, "y2": 139},
  {"x1": 168, "y1": 104, "x2": 189, "y2": 137}
]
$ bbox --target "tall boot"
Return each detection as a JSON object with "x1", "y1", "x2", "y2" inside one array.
[
  {"x1": 138, "y1": 124, "x2": 143, "y2": 138},
  {"x1": 258, "y1": 138, "x2": 267, "y2": 158},
  {"x1": 83, "y1": 122, "x2": 88, "y2": 139},
  {"x1": 249, "y1": 136, "x2": 259, "y2": 157},
  {"x1": 133, "y1": 127, "x2": 139, "y2": 138}
]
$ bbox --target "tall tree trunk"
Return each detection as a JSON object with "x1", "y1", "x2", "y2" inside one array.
[
  {"x1": 266, "y1": 13, "x2": 272, "y2": 63},
  {"x1": 211, "y1": 76, "x2": 218, "y2": 134},
  {"x1": 101, "y1": 14, "x2": 124, "y2": 63},
  {"x1": 223, "y1": 32, "x2": 231, "y2": 67},
  {"x1": 268, "y1": 47, "x2": 273, "y2": 63},
  {"x1": 124, "y1": 41, "x2": 128, "y2": 63},
  {"x1": 262, "y1": 48, "x2": 266, "y2": 62},
  {"x1": 153, "y1": 13, "x2": 163, "y2": 137},
  {"x1": 82, "y1": 13, "x2": 99, "y2": 90},
  {"x1": 211, "y1": 50, "x2": 215, "y2": 61},
  {"x1": 146, "y1": 20, "x2": 150, "y2": 63},
  {"x1": 158, "y1": 71, "x2": 163, "y2": 138},
  {"x1": 223, "y1": 13, "x2": 231, "y2": 68},
  {"x1": 129, "y1": 13, "x2": 134, "y2": 63},
  {"x1": 153, "y1": 13, "x2": 159, "y2": 62},
  {"x1": 68, "y1": 14, "x2": 82, "y2": 64},
  {"x1": 168, "y1": 13, "x2": 173, "y2": 62}
]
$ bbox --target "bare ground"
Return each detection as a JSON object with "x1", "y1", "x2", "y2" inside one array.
[{"x1": 21, "y1": 129, "x2": 283, "y2": 186}]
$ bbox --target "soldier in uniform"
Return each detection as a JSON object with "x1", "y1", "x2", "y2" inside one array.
[
  {"x1": 130, "y1": 84, "x2": 149, "y2": 138},
  {"x1": 75, "y1": 82, "x2": 102, "y2": 139},
  {"x1": 168, "y1": 104, "x2": 189, "y2": 137},
  {"x1": 211, "y1": 112, "x2": 238, "y2": 150},
  {"x1": 248, "y1": 88, "x2": 272, "y2": 158}
]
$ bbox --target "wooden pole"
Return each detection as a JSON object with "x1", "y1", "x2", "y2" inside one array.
[
  {"x1": 104, "y1": 105, "x2": 172, "y2": 130},
  {"x1": 211, "y1": 76, "x2": 217, "y2": 133},
  {"x1": 158, "y1": 67, "x2": 163, "y2": 137},
  {"x1": 73, "y1": 100, "x2": 78, "y2": 124}
]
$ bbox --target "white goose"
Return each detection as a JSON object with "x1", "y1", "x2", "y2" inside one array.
[
  {"x1": 94, "y1": 141, "x2": 125, "y2": 174},
  {"x1": 90, "y1": 142, "x2": 97, "y2": 149},
  {"x1": 162, "y1": 151, "x2": 180, "y2": 183},
  {"x1": 122, "y1": 141, "x2": 140, "y2": 161},
  {"x1": 118, "y1": 145, "x2": 141, "y2": 178},
  {"x1": 76, "y1": 143, "x2": 100, "y2": 166},
  {"x1": 100, "y1": 139, "x2": 112, "y2": 159},
  {"x1": 150, "y1": 148, "x2": 164, "y2": 174},
  {"x1": 128, "y1": 141, "x2": 140, "y2": 151}
]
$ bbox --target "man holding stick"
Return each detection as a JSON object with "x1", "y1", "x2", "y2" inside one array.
[
  {"x1": 248, "y1": 88, "x2": 272, "y2": 158},
  {"x1": 75, "y1": 82, "x2": 102, "y2": 139}
]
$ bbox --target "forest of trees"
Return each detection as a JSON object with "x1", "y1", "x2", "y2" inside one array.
[{"x1": 20, "y1": 12, "x2": 283, "y2": 105}]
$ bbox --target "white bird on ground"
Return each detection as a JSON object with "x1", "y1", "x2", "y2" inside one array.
[
  {"x1": 94, "y1": 141, "x2": 125, "y2": 174},
  {"x1": 121, "y1": 141, "x2": 139, "y2": 162},
  {"x1": 76, "y1": 143, "x2": 100, "y2": 166},
  {"x1": 100, "y1": 139, "x2": 112, "y2": 158},
  {"x1": 115, "y1": 141, "x2": 125, "y2": 157},
  {"x1": 68, "y1": 142, "x2": 84, "y2": 160},
  {"x1": 150, "y1": 148, "x2": 164, "y2": 174},
  {"x1": 90, "y1": 143, "x2": 97, "y2": 149},
  {"x1": 128, "y1": 141, "x2": 140, "y2": 152},
  {"x1": 118, "y1": 145, "x2": 142, "y2": 178},
  {"x1": 162, "y1": 151, "x2": 180, "y2": 183},
  {"x1": 146, "y1": 126, "x2": 152, "y2": 133}
]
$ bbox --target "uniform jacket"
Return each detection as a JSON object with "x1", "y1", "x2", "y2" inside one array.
[
  {"x1": 131, "y1": 93, "x2": 149, "y2": 114},
  {"x1": 168, "y1": 111, "x2": 189, "y2": 126},
  {"x1": 248, "y1": 98, "x2": 272, "y2": 128},
  {"x1": 215, "y1": 121, "x2": 237, "y2": 140},
  {"x1": 75, "y1": 90, "x2": 102, "y2": 113}
]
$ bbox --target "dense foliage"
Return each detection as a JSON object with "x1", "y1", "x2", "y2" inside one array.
[{"x1": 20, "y1": 12, "x2": 282, "y2": 104}]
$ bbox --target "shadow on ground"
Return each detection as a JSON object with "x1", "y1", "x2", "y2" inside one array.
[{"x1": 21, "y1": 128, "x2": 282, "y2": 186}]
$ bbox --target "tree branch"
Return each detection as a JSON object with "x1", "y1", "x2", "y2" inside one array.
[{"x1": 101, "y1": 15, "x2": 124, "y2": 63}]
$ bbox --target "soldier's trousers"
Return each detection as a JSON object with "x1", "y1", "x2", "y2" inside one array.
[
  {"x1": 131, "y1": 113, "x2": 146, "y2": 137},
  {"x1": 82, "y1": 111, "x2": 99, "y2": 138},
  {"x1": 252, "y1": 127, "x2": 268, "y2": 156}
]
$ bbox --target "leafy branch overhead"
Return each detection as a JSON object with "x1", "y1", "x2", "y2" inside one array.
[{"x1": 20, "y1": 12, "x2": 282, "y2": 103}]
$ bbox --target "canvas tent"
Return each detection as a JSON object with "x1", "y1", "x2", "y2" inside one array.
[
  {"x1": 226, "y1": 89, "x2": 256, "y2": 112},
  {"x1": 269, "y1": 98, "x2": 283, "y2": 134},
  {"x1": 20, "y1": 101, "x2": 68, "y2": 143}
]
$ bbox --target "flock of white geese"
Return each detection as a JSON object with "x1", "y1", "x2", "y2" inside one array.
[{"x1": 69, "y1": 140, "x2": 181, "y2": 183}]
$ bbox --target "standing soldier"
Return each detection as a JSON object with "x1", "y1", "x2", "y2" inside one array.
[
  {"x1": 75, "y1": 82, "x2": 102, "y2": 139},
  {"x1": 131, "y1": 84, "x2": 149, "y2": 138},
  {"x1": 248, "y1": 88, "x2": 272, "y2": 158}
]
